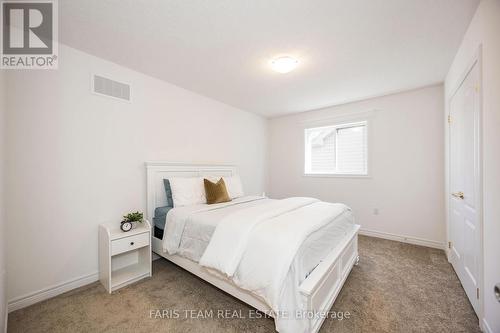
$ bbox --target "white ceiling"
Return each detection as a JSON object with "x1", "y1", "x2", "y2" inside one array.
[{"x1": 60, "y1": 0, "x2": 479, "y2": 117}]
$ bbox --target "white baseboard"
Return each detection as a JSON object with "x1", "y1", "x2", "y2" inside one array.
[
  {"x1": 4, "y1": 230, "x2": 445, "y2": 314},
  {"x1": 482, "y1": 318, "x2": 493, "y2": 333},
  {"x1": 1, "y1": 269, "x2": 6, "y2": 333},
  {"x1": 8, "y1": 272, "x2": 99, "y2": 313},
  {"x1": 359, "y1": 228, "x2": 445, "y2": 250}
]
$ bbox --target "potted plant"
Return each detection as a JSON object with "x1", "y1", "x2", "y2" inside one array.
[{"x1": 120, "y1": 211, "x2": 144, "y2": 232}]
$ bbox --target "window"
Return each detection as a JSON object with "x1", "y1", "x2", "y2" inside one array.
[{"x1": 304, "y1": 121, "x2": 368, "y2": 176}]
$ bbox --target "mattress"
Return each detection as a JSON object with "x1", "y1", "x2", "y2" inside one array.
[{"x1": 158, "y1": 196, "x2": 354, "y2": 282}]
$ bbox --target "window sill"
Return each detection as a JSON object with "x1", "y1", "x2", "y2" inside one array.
[{"x1": 303, "y1": 173, "x2": 371, "y2": 179}]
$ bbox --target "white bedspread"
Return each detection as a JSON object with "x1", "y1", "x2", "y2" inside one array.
[
  {"x1": 200, "y1": 198, "x2": 351, "y2": 333},
  {"x1": 161, "y1": 196, "x2": 354, "y2": 333},
  {"x1": 199, "y1": 197, "x2": 319, "y2": 276},
  {"x1": 162, "y1": 196, "x2": 265, "y2": 254}
]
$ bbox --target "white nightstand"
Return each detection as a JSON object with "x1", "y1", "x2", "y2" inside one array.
[{"x1": 99, "y1": 220, "x2": 152, "y2": 293}]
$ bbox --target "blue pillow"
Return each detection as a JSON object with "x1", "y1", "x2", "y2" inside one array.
[
  {"x1": 153, "y1": 206, "x2": 173, "y2": 230},
  {"x1": 163, "y1": 179, "x2": 174, "y2": 207}
]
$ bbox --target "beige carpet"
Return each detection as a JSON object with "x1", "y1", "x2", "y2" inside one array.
[{"x1": 8, "y1": 236, "x2": 481, "y2": 333}]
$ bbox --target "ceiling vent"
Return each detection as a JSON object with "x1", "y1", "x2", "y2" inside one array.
[{"x1": 92, "y1": 74, "x2": 131, "y2": 102}]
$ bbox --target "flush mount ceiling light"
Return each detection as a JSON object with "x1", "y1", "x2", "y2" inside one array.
[{"x1": 270, "y1": 56, "x2": 299, "y2": 73}]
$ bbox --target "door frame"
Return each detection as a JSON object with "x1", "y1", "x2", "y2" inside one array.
[{"x1": 445, "y1": 45, "x2": 484, "y2": 325}]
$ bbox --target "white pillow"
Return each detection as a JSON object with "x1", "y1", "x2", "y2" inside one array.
[
  {"x1": 169, "y1": 177, "x2": 206, "y2": 207},
  {"x1": 222, "y1": 175, "x2": 244, "y2": 199}
]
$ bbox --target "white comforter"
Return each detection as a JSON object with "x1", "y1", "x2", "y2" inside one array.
[
  {"x1": 162, "y1": 196, "x2": 353, "y2": 333},
  {"x1": 199, "y1": 197, "x2": 318, "y2": 276},
  {"x1": 162, "y1": 196, "x2": 265, "y2": 254}
]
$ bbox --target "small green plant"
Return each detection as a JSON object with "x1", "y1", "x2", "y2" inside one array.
[{"x1": 122, "y1": 211, "x2": 143, "y2": 223}]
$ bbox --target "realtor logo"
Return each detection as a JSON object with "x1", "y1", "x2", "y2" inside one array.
[{"x1": 1, "y1": 0, "x2": 58, "y2": 69}]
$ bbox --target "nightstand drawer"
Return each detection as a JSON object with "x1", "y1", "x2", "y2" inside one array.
[{"x1": 111, "y1": 232, "x2": 149, "y2": 255}]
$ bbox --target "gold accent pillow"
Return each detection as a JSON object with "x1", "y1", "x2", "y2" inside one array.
[{"x1": 204, "y1": 178, "x2": 231, "y2": 204}]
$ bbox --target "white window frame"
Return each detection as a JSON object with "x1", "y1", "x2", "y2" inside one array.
[{"x1": 304, "y1": 119, "x2": 370, "y2": 178}]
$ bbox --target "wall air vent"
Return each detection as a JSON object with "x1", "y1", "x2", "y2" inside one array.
[{"x1": 92, "y1": 74, "x2": 131, "y2": 102}]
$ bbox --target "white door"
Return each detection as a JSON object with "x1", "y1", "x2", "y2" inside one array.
[{"x1": 448, "y1": 61, "x2": 481, "y2": 314}]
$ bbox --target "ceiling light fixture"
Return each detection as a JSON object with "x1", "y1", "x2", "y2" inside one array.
[{"x1": 270, "y1": 56, "x2": 299, "y2": 74}]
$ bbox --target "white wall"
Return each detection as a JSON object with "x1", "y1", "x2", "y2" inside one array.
[
  {"x1": 5, "y1": 45, "x2": 268, "y2": 305},
  {"x1": 445, "y1": 1, "x2": 500, "y2": 332},
  {"x1": 268, "y1": 85, "x2": 445, "y2": 247},
  {"x1": 0, "y1": 69, "x2": 7, "y2": 331}
]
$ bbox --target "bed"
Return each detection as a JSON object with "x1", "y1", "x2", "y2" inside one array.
[{"x1": 146, "y1": 162, "x2": 360, "y2": 333}]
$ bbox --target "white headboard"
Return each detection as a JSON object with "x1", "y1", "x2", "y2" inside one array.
[{"x1": 145, "y1": 162, "x2": 238, "y2": 222}]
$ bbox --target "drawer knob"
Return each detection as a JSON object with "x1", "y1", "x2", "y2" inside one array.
[{"x1": 130, "y1": 241, "x2": 134, "y2": 246}]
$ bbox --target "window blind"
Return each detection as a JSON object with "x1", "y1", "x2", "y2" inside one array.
[
  {"x1": 305, "y1": 121, "x2": 367, "y2": 175},
  {"x1": 336, "y1": 125, "x2": 367, "y2": 173}
]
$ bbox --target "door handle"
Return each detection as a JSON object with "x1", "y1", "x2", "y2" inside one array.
[
  {"x1": 495, "y1": 284, "x2": 500, "y2": 303},
  {"x1": 452, "y1": 191, "x2": 464, "y2": 199}
]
